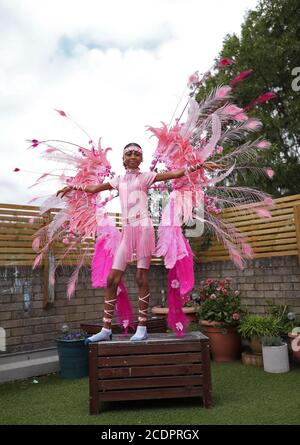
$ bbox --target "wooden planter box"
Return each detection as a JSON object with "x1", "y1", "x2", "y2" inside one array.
[{"x1": 88, "y1": 332, "x2": 213, "y2": 414}]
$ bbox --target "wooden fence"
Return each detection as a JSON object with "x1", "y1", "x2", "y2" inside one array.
[
  {"x1": 190, "y1": 193, "x2": 300, "y2": 265},
  {"x1": 1, "y1": 194, "x2": 300, "y2": 268}
]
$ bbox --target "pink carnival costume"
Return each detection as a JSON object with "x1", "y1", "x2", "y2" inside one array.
[
  {"x1": 90, "y1": 166, "x2": 157, "y2": 341},
  {"x1": 27, "y1": 57, "x2": 277, "y2": 339},
  {"x1": 108, "y1": 168, "x2": 157, "y2": 271}
]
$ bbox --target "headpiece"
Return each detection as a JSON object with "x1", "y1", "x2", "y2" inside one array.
[{"x1": 123, "y1": 143, "x2": 143, "y2": 155}]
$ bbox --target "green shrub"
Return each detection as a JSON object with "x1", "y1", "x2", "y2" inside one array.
[
  {"x1": 262, "y1": 335, "x2": 283, "y2": 347},
  {"x1": 238, "y1": 314, "x2": 284, "y2": 339}
]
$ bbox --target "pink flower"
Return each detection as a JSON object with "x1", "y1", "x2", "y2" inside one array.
[
  {"x1": 210, "y1": 294, "x2": 217, "y2": 300},
  {"x1": 171, "y1": 279, "x2": 180, "y2": 289},
  {"x1": 176, "y1": 322, "x2": 184, "y2": 331},
  {"x1": 234, "y1": 290, "x2": 240, "y2": 296},
  {"x1": 206, "y1": 278, "x2": 214, "y2": 284},
  {"x1": 232, "y1": 313, "x2": 240, "y2": 321}
]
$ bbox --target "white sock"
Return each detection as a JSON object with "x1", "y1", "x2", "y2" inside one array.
[
  {"x1": 130, "y1": 325, "x2": 148, "y2": 341},
  {"x1": 88, "y1": 327, "x2": 112, "y2": 342}
]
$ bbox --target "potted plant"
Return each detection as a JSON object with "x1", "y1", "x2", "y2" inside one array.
[
  {"x1": 262, "y1": 335, "x2": 290, "y2": 373},
  {"x1": 197, "y1": 278, "x2": 244, "y2": 362},
  {"x1": 56, "y1": 326, "x2": 89, "y2": 379},
  {"x1": 238, "y1": 314, "x2": 284, "y2": 354}
]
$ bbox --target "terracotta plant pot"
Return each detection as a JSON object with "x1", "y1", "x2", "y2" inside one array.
[
  {"x1": 200, "y1": 320, "x2": 241, "y2": 362},
  {"x1": 288, "y1": 333, "x2": 300, "y2": 363},
  {"x1": 249, "y1": 336, "x2": 262, "y2": 355},
  {"x1": 241, "y1": 351, "x2": 263, "y2": 367}
]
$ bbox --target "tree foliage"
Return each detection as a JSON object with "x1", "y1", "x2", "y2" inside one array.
[{"x1": 197, "y1": 0, "x2": 300, "y2": 197}]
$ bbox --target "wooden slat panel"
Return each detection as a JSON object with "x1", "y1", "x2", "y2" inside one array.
[
  {"x1": 98, "y1": 386, "x2": 203, "y2": 401},
  {"x1": 1, "y1": 196, "x2": 300, "y2": 265},
  {"x1": 203, "y1": 243, "x2": 297, "y2": 256},
  {"x1": 203, "y1": 237, "x2": 297, "y2": 253},
  {"x1": 98, "y1": 375, "x2": 202, "y2": 390},
  {"x1": 0, "y1": 234, "x2": 35, "y2": 241},
  {"x1": 0, "y1": 240, "x2": 37, "y2": 246},
  {"x1": 0, "y1": 247, "x2": 40, "y2": 253},
  {"x1": 221, "y1": 193, "x2": 300, "y2": 215},
  {"x1": 0, "y1": 202, "x2": 44, "y2": 211},
  {"x1": 0, "y1": 222, "x2": 43, "y2": 229},
  {"x1": 98, "y1": 352, "x2": 202, "y2": 367},
  {"x1": 224, "y1": 199, "x2": 300, "y2": 214},
  {"x1": 98, "y1": 342, "x2": 201, "y2": 356},
  {"x1": 0, "y1": 254, "x2": 36, "y2": 260},
  {"x1": 98, "y1": 364, "x2": 203, "y2": 379},
  {"x1": 199, "y1": 250, "x2": 299, "y2": 262},
  {"x1": 221, "y1": 208, "x2": 292, "y2": 224},
  {"x1": 0, "y1": 260, "x2": 35, "y2": 266}
]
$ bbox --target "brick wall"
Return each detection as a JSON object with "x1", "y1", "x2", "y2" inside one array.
[
  {"x1": 0, "y1": 265, "x2": 166, "y2": 353},
  {"x1": 1, "y1": 255, "x2": 299, "y2": 353},
  {"x1": 195, "y1": 255, "x2": 300, "y2": 315}
]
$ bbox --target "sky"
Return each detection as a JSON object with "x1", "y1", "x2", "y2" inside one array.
[{"x1": 0, "y1": 0, "x2": 259, "y2": 208}]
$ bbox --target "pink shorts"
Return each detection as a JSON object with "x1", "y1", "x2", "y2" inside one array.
[{"x1": 112, "y1": 239, "x2": 151, "y2": 271}]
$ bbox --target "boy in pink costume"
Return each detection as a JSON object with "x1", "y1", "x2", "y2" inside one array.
[{"x1": 57, "y1": 143, "x2": 220, "y2": 341}]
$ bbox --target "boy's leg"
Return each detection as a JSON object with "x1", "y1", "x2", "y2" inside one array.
[
  {"x1": 85, "y1": 265, "x2": 125, "y2": 344},
  {"x1": 130, "y1": 258, "x2": 151, "y2": 341}
]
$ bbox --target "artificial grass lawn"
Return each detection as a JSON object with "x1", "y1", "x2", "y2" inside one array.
[{"x1": 0, "y1": 361, "x2": 299, "y2": 425}]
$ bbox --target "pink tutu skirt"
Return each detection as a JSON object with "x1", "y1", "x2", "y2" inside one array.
[{"x1": 121, "y1": 222, "x2": 156, "y2": 262}]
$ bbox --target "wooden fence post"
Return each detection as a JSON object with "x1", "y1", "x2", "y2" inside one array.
[
  {"x1": 293, "y1": 205, "x2": 300, "y2": 266},
  {"x1": 42, "y1": 211, "x2": 54, "y2": 309}
]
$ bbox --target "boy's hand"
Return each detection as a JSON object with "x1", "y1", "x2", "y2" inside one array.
[
  {"x1": 56, "y1": 186, "x2": 72, "y2": 198},
  {"x1": 204, "y1": 161, "x2": 225, "y2": 170}
]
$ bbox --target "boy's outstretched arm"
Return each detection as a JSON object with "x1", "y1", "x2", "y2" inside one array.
[{"x1": 153, "y1": 161, "x2": 224, "y2": 183}]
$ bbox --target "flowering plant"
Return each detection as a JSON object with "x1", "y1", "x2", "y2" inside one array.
[
  {"x1": 56, "y1": 329, "x2": 88, "y2": 341},
  {"x1": 197, "y1": 278, "x2": 245, "y2": 326}
]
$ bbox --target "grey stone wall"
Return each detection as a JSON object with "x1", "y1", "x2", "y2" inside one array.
[{"x1": 195, "y1": 255, "x2": 300, "y2": 315}]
